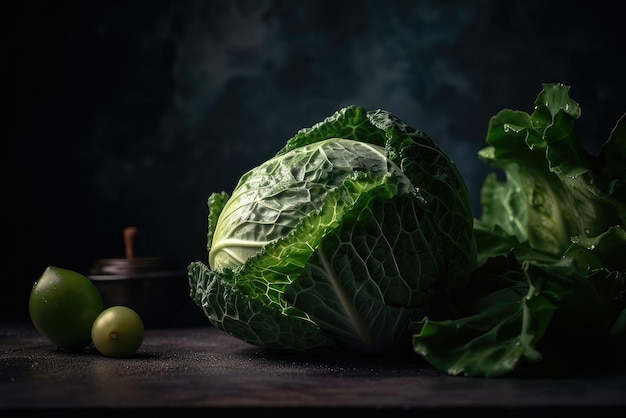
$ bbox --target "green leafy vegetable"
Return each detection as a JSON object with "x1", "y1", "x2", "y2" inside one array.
[
  {"x1": 410, "y1": 83, "x2": 626, "y2": 377},
  {"x1": 188, "y1": 83, "x2": 626, "y2": 378},
  {"x1": 189, "y1": 106, "x2": 476, "y2": 353}
]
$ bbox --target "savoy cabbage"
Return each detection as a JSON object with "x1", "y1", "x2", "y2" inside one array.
[{"x1": 189, "y1": 106, "x2": 476, "y2": 353}]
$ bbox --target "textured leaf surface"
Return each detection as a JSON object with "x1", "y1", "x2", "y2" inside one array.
[{"x1": 189, "y1": 105, "x2": 476, "y2": 353}]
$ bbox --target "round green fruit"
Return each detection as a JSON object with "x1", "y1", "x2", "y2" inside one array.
[
  {"x1": 91, "y1": 306, "x2": 144, "y2": 358},
  {"x1": 29, "y1": 266, "x2": 105, "y2": 350}
]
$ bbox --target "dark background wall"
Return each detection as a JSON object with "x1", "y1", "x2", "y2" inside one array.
[{"x1": 3, "y1": 0, "x2": 625, "y2": 324}]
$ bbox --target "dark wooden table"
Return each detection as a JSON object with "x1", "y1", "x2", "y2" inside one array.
[{"x1": 2, "y1": 320, "x2": 626, "y2": 416}]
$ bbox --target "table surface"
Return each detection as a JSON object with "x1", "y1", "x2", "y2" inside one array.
[{"x1": 2, "y1": 320, "x2": 626, "y2": 416}]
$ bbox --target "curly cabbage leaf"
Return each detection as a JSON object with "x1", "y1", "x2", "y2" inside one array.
[
  {"x1": 411, "y1": 83, "x2": 626, "y2": 377},
  {"x1": 477, "y1": 83, "x2": 626, "y2": 256},
  {"x1": 412, "y1": 227, "x2": 626, "y2": 377},
  {"x1": 189, "y1": 105, "x2": 476, "y2": 353}
]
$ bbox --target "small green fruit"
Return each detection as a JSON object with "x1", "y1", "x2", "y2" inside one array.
[
  {"x1": 29, "y1": 266, "x2": 105, "y2": 350},
  {"x1": 91, "y1": 306, "x2": 144, "y2": 357}
]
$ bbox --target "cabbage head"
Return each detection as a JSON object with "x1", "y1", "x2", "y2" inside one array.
[{"x1": 188, "y1": 105, "x2": 477, "y2": 353}]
